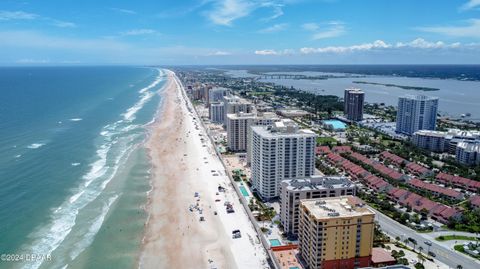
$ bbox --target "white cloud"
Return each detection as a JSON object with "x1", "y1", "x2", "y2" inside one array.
[
  {"x1": 258, "y1": 23, "x2": 288, "y2": 33},
  {"x1": 255, "y1": 49, "x2": 293, "y2": 55},
  {"x1": 208, "y1": 50, "x2": 232, "y2": 56},
  {"x1": 302, "y1": 23, "x2": 319, "y2": 31},
  {"x1": 16, "y1": 58, "x2": 50, "y2": 64},
  {"x1": 299, "y1": 39, "x2": 470, "y2": 54},
  {"x1": 51, "y1": 20, "x2": 76, "y2": 28},
  {"x1": 260, "y1": 3, "x2": 284, "y2": 21},
  {"x1": 302, "y1": 21, "x2": 345, "y2": 40},
  {"x1": 0, "y1": 10, "x2": 76, "y2": 28},
  {"x1": 460, "y1": 0, "x2": 480, "y2": 11},
  {"x1": 120, "y1": 29, "x2": 157, "y2": 36},
  {"x1": 109, "y1": 8, "x2": 137, "y2": 15},
  {"x1": 416, "y1": 19, "x2": 480, "y2": 38},
  {"x1": 0, "y1": 10, "x2": 38, "y2": 20},
  {"x1": 206, "y1": 0, "x2": 254, "y2": 26},
  {"x1": 205, "y1": 0, "x2": 289, "y2": 26},
  {"x1": 396, "y1": 38, "x2": 461, "y2": 49}
]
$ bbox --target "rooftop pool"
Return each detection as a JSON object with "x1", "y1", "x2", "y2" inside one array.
[{"x1": 269, "y1": 239, "x2": 282, "y2": 247}]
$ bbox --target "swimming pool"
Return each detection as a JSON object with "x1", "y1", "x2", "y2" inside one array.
[
  {"x1": 323, "y1": 120, "x2": 347, "y2": 131},
  {"x1": 269, "y1": 239, "x2": 282, "y2": 247},
  {"x1": 239, "y1": 186, "x2": 249, "y2": 197}
]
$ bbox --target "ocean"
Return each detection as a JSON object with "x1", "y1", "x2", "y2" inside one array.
[{"x1": 0, "y1": 66, "x2": 166, "y2": 269}]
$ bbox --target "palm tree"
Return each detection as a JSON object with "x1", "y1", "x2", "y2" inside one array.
[
  {"x1": 457, "y1": 265, "x2": 463, "y2": 269},
  {"x1": 418, "y1": 246, "x2": 423, "y2": 254}
]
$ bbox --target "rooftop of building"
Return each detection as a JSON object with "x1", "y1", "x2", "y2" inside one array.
[
  {"x1": 226, "y1": 112, "x2": 256, "y2": 119},
  {"x1": 400, "y1": 94, "x2": 438, "y2": 101},
  {"x1": 413, "y1": 129, "x2": 448, "y2": 137},
  {"x1": 301, "y1": 196, "x2": 374, "y2": 220},
  {"x1": 251, "y1": 119, "x2": 316, "y2": 138},
  {"x1": 413, "y1": 128, "x2": 480, "y2": 139},
  {"x1": 457, "y1": 141, "x2": 480, "y2": 152},
  {"x1": 223, "y1": 95, "x2": 252, "y2": 104},
  {"x1": 271, "y1": 245, "x2": 303, "y2": 269},
  {"x1": 345, "y1": 88, "x2": 364, "y2": 94},
  {"x1": 371, "y1": 247, "x2": 396, "y2": 265},
  {"x1": 282, "y1": 175, "x2": 354, "y2": 192}
]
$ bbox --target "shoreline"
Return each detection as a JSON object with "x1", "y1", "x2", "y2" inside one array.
[{"x1": 139, "y1": 70, "x2": 268, "y2": 268}]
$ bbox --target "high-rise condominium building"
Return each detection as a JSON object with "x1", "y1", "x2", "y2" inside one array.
[
  {"x1": 344, "y1": 88, "x2": 365, "y2": 122},
  {"x1": 280, "y1": 176, "x2": 356, "y2": 237},
  {"x1": 456, "y1": 141, "x2": 480, "y2": 166},
  {"x1": 226, "y1": 112, "x2": 256, "y2": 152},
  {"x1": 223, "y1": 95, "x2": 253, "y2": 124},
  {"x1": 208, "y1": 87, "x2": 228, "y2": 105},
  {"x1": 209, "y1": 102, "x2": 225, "y2": 123},
  {"x1": 246, "y1": 112, "x2": 280, "y2": 164},
  {"x1": 299, "y1": 196, "x2": 375, "y2": 269},
  {"x1": 396, "y1": 95, "x2": 438, "y2": 135},
  {"x1": 251, "y1": 119, "x2": 317, "y2": 200}
]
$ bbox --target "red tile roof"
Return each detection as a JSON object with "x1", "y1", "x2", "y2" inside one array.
[
  {"x1": 436, "y1": 172, "x2": 480, "y2": 192},
  {"x1": 316, "y1": 146, "x2": 331, "y2": 155},
  {"x1": 470, "y1": 195, "x2": 480, "y2": 208},
  {"x1": 332, "y1": 146, "x2": 352, "y2": 153},
  {"x1": 380, "y1": 151, "x2": 407, "y2": 166},
  {"x1": 350, "y1": 152, "x2": 375, "y2": 165},
  {"x1": 406, "y1": 162, "x2": 431, "y2": 175},
  {"x1": 408, "y1": 178, "x2": 463, "y2": 199}
]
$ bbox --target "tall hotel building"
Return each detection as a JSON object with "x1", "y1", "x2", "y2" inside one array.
[
  {"x1": 223, "y1": 95, "x2": 253, "y2": 124},
  {"x1": 344, "y1": 88, "x2": 365, "y2": 122},
  {"x1": 251, "y1": 119, "x2": 317, "y2": 200},
  {"x1": 299, "y1": 196, "x2": 375, "y2": 269},
  {"x1": 396, "y1": 95, "x2": 439, "y2": 135}
]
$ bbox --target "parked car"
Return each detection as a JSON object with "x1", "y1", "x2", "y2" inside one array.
[
  {"x1": 428, "y1": 251, "x2": 436, "y2": 257},
  {"x1": 232, "y1": 229, "x2": 241, "y2": 239},
  {"x1": 424, "y1": 240, "x2": 432, "y2": 246}
]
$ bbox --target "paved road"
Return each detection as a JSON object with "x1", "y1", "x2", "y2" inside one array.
[{"x1": 370, "y1": 207, "x2": 480, "y2": 269}]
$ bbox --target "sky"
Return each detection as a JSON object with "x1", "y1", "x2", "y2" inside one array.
[{"x1": 1, "y1": 0, "x2": 480, "y2": 65}]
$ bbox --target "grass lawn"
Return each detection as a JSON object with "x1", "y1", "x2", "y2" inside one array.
[
  {"x1": 250, "y1": 91, "x2": 272, "y2": 96},
  {"x1": 381, "y1": 139, "x2": 401, "y2": 146},
  {"x1": 436, "y1": 235, "x2": 480, "y2": 241},
  {"x1": 316, "y1": 136, "x2": 337, "y2": 145}
]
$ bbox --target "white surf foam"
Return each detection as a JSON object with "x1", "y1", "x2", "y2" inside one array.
[
  {"x1": 27, "y1": 143, "x2": 45, "y2": 149},
  {"x1": 71, "y1": 163, "x2": 80, "y2": 166},
  {"x1": 69, "y1": 190, "x2": 84, "y2": 204},
  {"x1": 14, "y1": 154, "x2": 22, "y2": 158},
  {"x1": 69, "y1": 195, "x2": 119, "y2": 260},
  {"x1": 69, "y1": 118, "x2": 82, "y2": 122},
  {"x1": 122, "y1": 69, "x2": 164, "y2": 122}
]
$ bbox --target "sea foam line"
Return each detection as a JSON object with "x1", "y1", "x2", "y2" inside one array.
[
  {"x1": 69, "y1": 194, "x2": 119, "y2": 260},
  {"x1": 123, "y1": 69, "x2": 164, "y2": 122},
  {"x1": 20, "y1": 68, "x2": 166, "y2": 269},
  {"x1": 27, "y1": 143, "x2": 45, "y2": 149}
]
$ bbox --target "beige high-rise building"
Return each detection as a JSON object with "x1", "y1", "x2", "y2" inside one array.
[
  {"x1": 280, "y1": 176, "x2": 356, "y2": 238},
  {"x1": 299, "y1": 196, "x2": 375, "y2": 269},
  {"x1": 226, "y1": 112, "x2": 280, "y2": 153}
]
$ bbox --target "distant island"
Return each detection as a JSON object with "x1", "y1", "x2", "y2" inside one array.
[{"x1": 352, "y1": 81, "x2": 440, "y2": 91}]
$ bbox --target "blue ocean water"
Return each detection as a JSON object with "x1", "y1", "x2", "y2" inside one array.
[{"x1": 0, "y1": 66, "x2": 165, "y2": 269}]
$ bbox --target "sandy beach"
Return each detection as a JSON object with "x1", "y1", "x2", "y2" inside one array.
[{"x1": 139, "y1": 70, "x2": 268, "y2": 269}]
